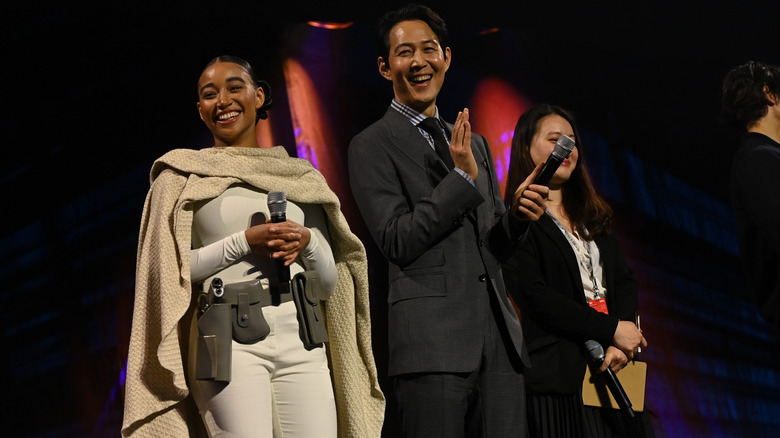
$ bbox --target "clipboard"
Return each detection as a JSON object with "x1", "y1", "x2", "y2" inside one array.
[{"x1": 582, "y1": 360, "x2": 647, "y2": 412}]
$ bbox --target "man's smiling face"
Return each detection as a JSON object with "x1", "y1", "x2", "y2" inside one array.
[{"x1": 378, "y1": 19, "x2": 451, "y2": 117}]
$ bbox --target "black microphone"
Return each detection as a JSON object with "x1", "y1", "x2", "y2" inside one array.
[
  {"x1": 533, "y1": 134, "x2": 576, "y2": 186},
  {"x1": 267, "y1": 191, "x2": 290, "y2": 304},
  {"x1": 584, "y1": 340, "x2": 636, "y2": 419}
]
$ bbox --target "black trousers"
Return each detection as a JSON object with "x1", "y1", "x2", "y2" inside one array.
[{"x1": 393, "y1": 297, "x2": 527, "y2": 438}]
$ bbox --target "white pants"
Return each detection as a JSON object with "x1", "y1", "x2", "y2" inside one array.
[{"x1": 191, "y1": 301, "x2": 337, "y2": 438}]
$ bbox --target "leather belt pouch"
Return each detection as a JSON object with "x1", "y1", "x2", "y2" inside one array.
[
  {"x1": 196, "y1": 301, "x2": 232, "y2": 382},
  {"x1": 225, "y1": 279, "x2": 271, "y2": 344},
  {"x1": 291, "y1": 271, "x2": 329, "y2": 350},
  {"x1": 195, "y1": 278, "x2": 272, "y2": 382}
]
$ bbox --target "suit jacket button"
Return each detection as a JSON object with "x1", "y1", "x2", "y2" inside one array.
[{"x1": 478, "y1": 273, "x2": 487, "y2": 282}]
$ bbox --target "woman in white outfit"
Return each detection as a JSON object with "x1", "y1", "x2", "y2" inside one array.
[{"x1": 121, "y1": 55, "x2": 385, "y2": 438}]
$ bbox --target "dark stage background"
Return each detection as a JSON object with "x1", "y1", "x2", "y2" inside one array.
[{"x1": 3, "y1": 1, "x2": 780, "y2": 437}]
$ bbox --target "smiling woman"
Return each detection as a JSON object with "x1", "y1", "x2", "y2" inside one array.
[
  {"x1": 120, "y1": 55, "x2": 385, "y2": 437},
  {"x1": 196, "y1": 56, "x2": 272, "y2": 148}
]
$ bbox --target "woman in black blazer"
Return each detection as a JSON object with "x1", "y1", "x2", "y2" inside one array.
[{"x1": 502, "y1": 104, "x2": 651, "y2": 437}]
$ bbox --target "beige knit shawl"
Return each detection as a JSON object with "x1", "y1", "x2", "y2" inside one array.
[{"x1": 122, "y1": 146, "x2": 384, "y2": 437}]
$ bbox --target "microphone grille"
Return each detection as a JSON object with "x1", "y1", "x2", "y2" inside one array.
[
  {"x1": 584, "y1": 340, "x2": 605, "y2": 362},
  {"x1": 267, "y1": 191, "x2": 287, "y2": 216},
  {"x1": 551, "y1": 134, "x2": 576, "y2": 159}
]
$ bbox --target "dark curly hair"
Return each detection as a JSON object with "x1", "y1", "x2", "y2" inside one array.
[
  {"x1": 504, "y1": 104, "x2": 613, "y2": 239},
  {"x1": 199, "y1": 55, "x2": 273, "y2": 121},
  {"x1": 721, "y1": 60, "x2": 780, "y2": 130},
  {"x1": 374, "y1": 3, "x2": 448, "y2": 62}
]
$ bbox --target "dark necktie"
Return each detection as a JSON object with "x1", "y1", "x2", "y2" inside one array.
[{"x1": 418, "y1": 117, "x2": 454, "y2": 170}]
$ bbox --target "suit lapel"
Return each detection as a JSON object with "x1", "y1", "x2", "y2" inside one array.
[
  {"x1": 382, "y1": 109, "x2": 449, "y2": 180},
  {"x1": 538, "y1": 215, "x2": 586, "y2": 300},
  {"x1": 468, "y1": 132, "x2": 489, "y2": 225}
]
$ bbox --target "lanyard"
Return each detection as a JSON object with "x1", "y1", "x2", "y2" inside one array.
[{"x1": 546, "y1": 211, "x2": 603, "y2": 299}]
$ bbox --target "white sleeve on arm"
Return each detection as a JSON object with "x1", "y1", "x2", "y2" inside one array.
[{"x1": 190, "y1": 231, "x2": 252, "y2": 283}]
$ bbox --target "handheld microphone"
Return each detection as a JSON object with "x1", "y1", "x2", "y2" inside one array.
[
  {"x1": 533, "y1": 134, "x2": 576, "y2": 186},
  {"x1": 267, "y1": 192, "x2": 290, "y2": 304},
  {"x1": 584, "y1": 340, "x2": 636, "y2": 419},
  {"x1": 267, "y1": 191, "x2": 287, "y2": 224}
]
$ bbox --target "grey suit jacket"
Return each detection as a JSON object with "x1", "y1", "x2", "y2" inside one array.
[{"x1": 348, "y1": 107, "x2": 530, "y2": 376}]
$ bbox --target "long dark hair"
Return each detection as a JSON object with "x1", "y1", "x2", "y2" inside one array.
[
  {"x1": 504, "y1": 104, "x2": 612, "y2": 238},
  {"x1": 199, "y1": 55, "x2": 274, "y2": 121}
]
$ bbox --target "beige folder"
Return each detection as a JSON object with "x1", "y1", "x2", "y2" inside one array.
[{"x1": 582, "y1": 360, "x2": 647, "y2": 412}]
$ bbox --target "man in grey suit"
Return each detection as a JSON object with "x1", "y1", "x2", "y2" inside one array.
[{"x1": 348, "y1": 4, "x2": 549, "y2": 437}]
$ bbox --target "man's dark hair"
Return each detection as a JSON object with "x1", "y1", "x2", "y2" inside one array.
[
  {"x1": 721, "y1": 60, "x2": 780, "y2": 130},
  {"x1": 374, "y1": 4, "x2": 448, "y2": 62}
]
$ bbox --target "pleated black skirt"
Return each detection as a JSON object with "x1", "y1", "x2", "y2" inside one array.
[{"x1": 527, "y1": 393, "x2": 655, "y2": 438}]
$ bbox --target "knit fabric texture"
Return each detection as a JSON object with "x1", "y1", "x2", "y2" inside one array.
[{"x1": 122, "y1": 146, "x2": 384, "y2": 437}]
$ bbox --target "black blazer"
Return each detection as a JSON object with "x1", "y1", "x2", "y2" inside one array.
[
  {"x1": 348, "y1": 107, "x2": 530, "y2": 376},
  {"x1": 502, "y1": 215, "x2": 638, "y2": 394},
  {"x1": 730, "y1": 132, "x2": 780, "y2": 325}
]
